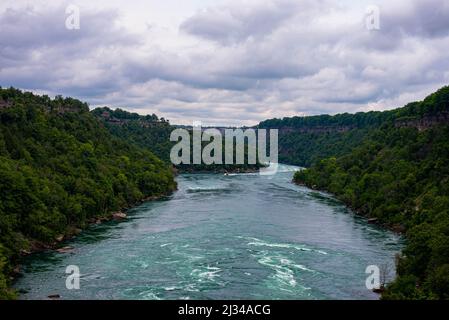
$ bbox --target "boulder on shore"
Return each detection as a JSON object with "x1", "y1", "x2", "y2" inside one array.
[
  {"x1": 112, "y1": 212, "x2": 127, "y2": 220},
  {"x1": 56, "y1": 246, "x2": 74, "y2": 254},
  {"x1": 13, "y1": 266, "x2": 21, "y2": 275},
  {"x1": 20, "y1": 249, "x2": 31, "y2": 256}
]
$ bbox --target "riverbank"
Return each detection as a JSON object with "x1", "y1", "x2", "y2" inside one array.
[
  {"x1": 10, "y1": 187, "x2": 177, "y2": 297},
  {"x1": 175, "y1": 165, "x2": 263, "y2": 174},
  {"x1": 293, "y1": 180, "x2": 406, "y2": 235},
  {"x1": 11, "y1": 165, "x2": 264, "y2": 295},
  {"x1": 14, "y1": 166, "x2": 402, "y2": 300}
]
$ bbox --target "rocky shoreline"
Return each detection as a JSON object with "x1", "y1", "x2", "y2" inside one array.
[
  {"x1": 176, "y1": 165, "x2": 262, "y2": 175},
  {"x1": 11, "y1": 190, "x2": 176, "y2": 287},
  {"x1": 293, "y1": 180, "x2": 406, "y2": 235},
  {"x1": 293, "y1": 179, "x2": 404, "y2": 296},
  {"x1": 13, "y1": 166, "x2": 263, "y2": 283}
]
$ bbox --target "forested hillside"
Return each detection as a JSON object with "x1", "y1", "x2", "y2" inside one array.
[
  {"x1": 259, "y1": 88, "x2": 449, "y2": 167},
  {"x1": 91, "y1": 107, "x2": 173, "y2": 163},
  {"x1": 92, "y1": 107, "x2": 263, "y2": 173},
  {"x1": 293, "y1": 86, "x2": 449, "y2": 299},
  {"x1": 0, "y1": 88, "x2": 176, "y2": 299},
  {"x1": 258, "y1": 110, "x2": 386, "y2": 166}
]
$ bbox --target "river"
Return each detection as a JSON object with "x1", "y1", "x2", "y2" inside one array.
[{"x1": 14, "y1": 165, "x2": 403, "y2": 300}]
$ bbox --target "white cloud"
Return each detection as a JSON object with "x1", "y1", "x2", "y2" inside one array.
[{"x1": 0, "y1": 0, "x2": 449, "y2": 126}]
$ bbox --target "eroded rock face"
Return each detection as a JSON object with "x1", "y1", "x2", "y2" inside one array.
[
  {"x1": 395, "y1": 112, "x2": 449, "y2": 131},
  {"x1": 278, "y1": 125, "x2": 354, "y2": 134}
]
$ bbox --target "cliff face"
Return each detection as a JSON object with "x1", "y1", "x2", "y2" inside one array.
[
  {"x1": 271, "y1": 110, "x2": 449, "y2": 135},
  {"x1": 1, "y1": 94, "x2": 88, "y2": 114},
  {"x1": 278, "y1": 125, "x2": 355, "y2": 134},
  {"x1": 96, "y1": 109, "x2": 168, "y2": 128},
  {"x1": 395, "y1": 112, "x2": 449, "y2": 131}
]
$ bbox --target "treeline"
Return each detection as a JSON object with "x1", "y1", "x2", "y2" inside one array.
[
  {"x1": 259, "y1": 87, "x2": 449, "y2": 130},
  {"x1": 292, "y1": 86, "x2": 449, "y2": 299},
  {"x1": 259, "y1": 110, "x2": 388, "y2": 129},
  {"x1": 0, "y1": 88, "x2": 176, "y2": 299}
]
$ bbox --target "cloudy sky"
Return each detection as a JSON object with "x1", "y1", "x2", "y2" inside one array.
[{"x1": 1, "y1": 0, "x2": 449, "y2": 126}]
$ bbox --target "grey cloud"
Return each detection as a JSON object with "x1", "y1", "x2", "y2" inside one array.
[
  {"x1": 1, "y1": 0, "x2": 449, "y2": 126},
  {"x1": 0, "y1": 3, "x2": 139, "y2": 94},
  {"x1": 180, "y1": 0, "x2": 324, "y2": 44},
  {"x1": 354, "y1": 0, "x2": 449, "y2": 52},
  {"x1": 383, "y1": 0, "x2": 449, "y2": 39},
  {"x1": 0, "y1": 5, "x2": 139, "y2": 55}
]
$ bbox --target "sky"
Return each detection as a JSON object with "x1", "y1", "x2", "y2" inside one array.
[{"x1": 1, "y1": 0, "x2": 449, "y2": 126}]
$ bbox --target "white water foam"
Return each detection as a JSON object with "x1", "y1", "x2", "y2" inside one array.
[
  {"x1": 256, "y1": 253, "x2": 313, "y2": 292},
  {"x1": 243, "y1": 237, "x2": 328, "y2": 255}
]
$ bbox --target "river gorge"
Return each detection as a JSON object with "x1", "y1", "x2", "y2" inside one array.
[{"x1": 15, "y1": 165, "x2": 402, "y2": 300}]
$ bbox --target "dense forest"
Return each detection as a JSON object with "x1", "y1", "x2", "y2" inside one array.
[
  {"x1": 91, "y1": 107, "x2": 173, "y2": 163},
  {"x1": 291, "y1": 86, "x2": 449, "y2": 299},
  {"x1": 259, "y1": 89, "x2": 449, "y2": 167},
  {"x1": 92, "y1": 107, "x2": 263, "y2": 173},
  {"x1": 0, "y1": 88, "x2": 176, "y2": 299}
]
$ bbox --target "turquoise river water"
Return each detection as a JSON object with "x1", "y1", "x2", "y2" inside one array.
[{"x1": 15, "y1": 165, "x2": 403, "y2": 300}]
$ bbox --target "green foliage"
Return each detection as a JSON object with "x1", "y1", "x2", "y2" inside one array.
[
  {"x1": 92, "y1": 107, "x2": 263, "y2": 172},
  {"x1": 92, "y1": 107, "x2": 173, "y2": 162},
  {"x1": 292, "y1": 86, "x2": 449, "y2": 299},
  {"x1": 0, "y1": 244, "x2": 16, "y2": 299},
  {"x1": 261, "y1": 86, "x2": 449, "y2": 167},
  {"x1": 0, "y1": 88, "x2": 176, "y2": 298}
]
